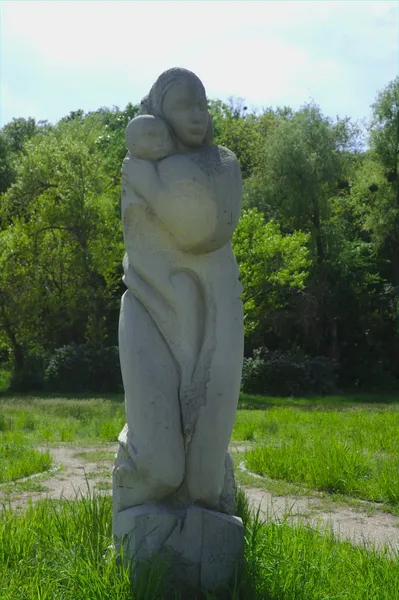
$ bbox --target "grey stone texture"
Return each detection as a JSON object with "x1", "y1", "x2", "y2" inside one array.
[{"x1": 114, "y1": 67, "x2": 244, "y2": 592}]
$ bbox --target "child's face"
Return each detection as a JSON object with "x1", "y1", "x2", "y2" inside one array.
[{"x1": 126, "y1": 116, "x2": 174, "y2": 160}]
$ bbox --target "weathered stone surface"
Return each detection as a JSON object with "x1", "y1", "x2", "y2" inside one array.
[
  {"x1": 125, "y1": 114, "x2": 175, "y2": 161},
  {"x1": 114, "y1": 504, "x2": 243, "y2": 592},
  {"x1": 114, "y1": 66, "x2": 244, "y2": 592}
]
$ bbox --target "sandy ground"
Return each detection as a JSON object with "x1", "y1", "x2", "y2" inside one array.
[{"x1": 1, "y1": 444, "x2": 398, "y2": 554}]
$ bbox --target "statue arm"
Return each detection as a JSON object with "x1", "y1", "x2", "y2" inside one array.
[{"x1": 122, "y1": 156, "x2": 217, "y2": 252}]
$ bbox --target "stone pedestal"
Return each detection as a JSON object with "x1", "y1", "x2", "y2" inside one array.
[{"x1": 113, "y1": 503, "x2": 243, "y2": 594}]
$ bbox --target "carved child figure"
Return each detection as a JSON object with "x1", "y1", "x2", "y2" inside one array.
[{"x1": 125, "y1": 114, "x2": 175, "y2": 161}]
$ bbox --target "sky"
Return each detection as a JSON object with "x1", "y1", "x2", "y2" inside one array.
[{"x1": 0, "y1": 1, "x2": 398, "y2": 127}]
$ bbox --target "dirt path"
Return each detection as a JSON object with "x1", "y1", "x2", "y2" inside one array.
[
  {"x1": 0, "y1": 445, "x2": 117, "y2": 507},
  {"x1": 1, "y1": 444, "x2": 398, "y2": 554},
  {"x1": 244, "y1": 487, "x2": 398, "y2": 553}
]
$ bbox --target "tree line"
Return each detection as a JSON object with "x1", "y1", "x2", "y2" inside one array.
[{"x1": 0, "y1": 77, "x2": 398, "y2": 394}]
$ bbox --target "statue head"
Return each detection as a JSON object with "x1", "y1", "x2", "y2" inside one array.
[
  {"x1": 125, "y1": 115, "x2": 175, "y2": 161},
  {"x1": 141, "y1": 67, "x2": 213, "y2": 150}
]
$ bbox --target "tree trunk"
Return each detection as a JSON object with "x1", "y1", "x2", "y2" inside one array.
[{"x1": 0, "y1": 297, "x2": 24, "y2": 370}]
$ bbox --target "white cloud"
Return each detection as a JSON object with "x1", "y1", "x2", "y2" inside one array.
[{"x1": 1, "y1": 1, "x2": 398, "y2": 124}]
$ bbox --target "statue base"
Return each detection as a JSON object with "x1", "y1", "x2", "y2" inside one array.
[{"x1": 113, "y1": 503, "x2": 243, "y2": 596}]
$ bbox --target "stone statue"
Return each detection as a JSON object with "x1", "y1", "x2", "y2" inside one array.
[{"x1": 113, "y1": 67, "x2": 244, "y2": 593}]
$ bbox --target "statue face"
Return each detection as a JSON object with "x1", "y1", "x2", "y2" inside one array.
[{"x1": 162, "y1": 80, "x2": 209, "y2": 148}]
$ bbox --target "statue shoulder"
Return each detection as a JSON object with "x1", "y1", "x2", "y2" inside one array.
[
  {"x1": 157, "y1": 145, "x2": 242, "y2": 186},
  {"x1": 214, "y1": 145, "x2": 242, "y2": 178},
  {"x1": 186, "y1": 145, "x2": 242, "y2": 179}
]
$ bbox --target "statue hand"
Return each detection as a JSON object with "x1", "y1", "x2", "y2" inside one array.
[{"x1": 122, "y1": 156, "x2": 159, "y2": 199}]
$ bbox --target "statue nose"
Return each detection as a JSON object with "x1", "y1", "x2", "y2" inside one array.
[{"x1": 191, "y1": 108, "x2": 202, "y2": 123}]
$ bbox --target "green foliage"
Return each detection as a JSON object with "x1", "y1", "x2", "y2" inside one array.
[
  {"x1": 0, "y1": 369, "x2": 11, "y2": 392},
  {"x1": 370, "y1": 76, "x2": 399, "y2": 175},
  {"x1": 209, "y1": 99, "x2": 264, "y2": 178},
  {"x1": 244, "y1": 102, "x2": 352, "y2": 236},
  {"x1": 241, "y1": 347, "x2": 338, "y2": 396},
  {"x1": 1, "y1": 80, "x2": 399, "y2": 391},
  {"x1": 9, "y1": 350, "x2": 48, "y2": 392},
  {"x1": 232, "y1": 209, "x2": 310, "y2": 343},
  {"x1": 350, "y1": 156, "x2": 397, "y2": 247},
  {"x1": 44, "y1": 344, "x2": 122, "y2": 393},
  {"x1": 0, "y1": 116, "x2": 125, "y2": 373},
  {"x1": 90, "y1": 103, "x2": 140, "y2": 176}
]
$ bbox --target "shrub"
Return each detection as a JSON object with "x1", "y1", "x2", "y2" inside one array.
[
  {"x1": 9, "y1": 351, "x2": 47, "y2": 392},
  {"x1": 241, "y1": 347, "x2": 338, "y2": 396},
  {"x1": 44, "y1": 344, "x2": 122, "y2": 393}
]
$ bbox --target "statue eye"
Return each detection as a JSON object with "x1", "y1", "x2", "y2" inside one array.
[{"x1": 175, "y1": 99, "x2": 190, "y2": 111}]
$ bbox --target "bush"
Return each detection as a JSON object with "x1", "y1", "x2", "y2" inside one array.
[
  {"x1": 0, "y1": 367, "x2": 11, "y2": 393},
  {"x1": 241, "y1": 347, "x2": 338, "y2": 396},
  {"x1": 9, "y1": 351, "x2": 48, "y2": 392},
  {"x1": 44, "y1": 344, "x2": 122, "y2": 393}
]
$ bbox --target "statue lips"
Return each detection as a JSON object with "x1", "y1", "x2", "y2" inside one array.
[{"x1": 189, "y1": 125, "x2": 206, "y2": 135}]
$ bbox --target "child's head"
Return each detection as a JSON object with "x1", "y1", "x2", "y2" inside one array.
[{"x1": 125, "y1": 115, "x2": 175, "y2": 161}]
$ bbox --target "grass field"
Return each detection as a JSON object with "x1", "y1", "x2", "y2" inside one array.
[
  {"x1": 1, "y1": 393, "x2": 399, "y2": 505},
  {"x1": 0, "y1": 441, "x2": 52, "y2": 484},
  {"x1": 235, "y1": 404, "x2": 399, "y2": 505},
  {"x1": 0, "y1": 395, "x2": 399, "y2": 600},
  {"x1": 0, "y1": 488, "x2": 398, "y2": 600},
  {"x1": 0, "y1": 396, "x2": 124, "y2": 483},
  {"x1": 1, "y1": 392, "x2": 399, "y2": 599}
]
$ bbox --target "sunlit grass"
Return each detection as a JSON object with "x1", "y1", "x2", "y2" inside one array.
[
  {"x1": 0, "y1": 441, "x2": 52, "y2": 483},
  {"x1": 0, "y1": 397, "x2": 125, "y2": 445},
  {"x1": 2, "y1": 394, "x2": 399, "y2": 507},
  {"x1": 242, "y1": 406, "x2": 399, "y2": 505},
  {"x1": 0, "y1": 488, "x2": 398, "y2": 600}
]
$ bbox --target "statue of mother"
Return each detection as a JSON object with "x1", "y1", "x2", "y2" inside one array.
[{"x1": 113, "y1": 68, "x2": 244, "y2": 522}]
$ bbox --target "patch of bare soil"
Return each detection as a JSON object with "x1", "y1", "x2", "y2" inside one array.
[
  {"x1": 0, "y1": 444, "x2": 117, "y2": 509},
  {"x1": 1, "y1": 445, "x2": 398, "y2": 554},
  {"x1": 245, "y1": 487, "x2": 398, "y2": 554}
]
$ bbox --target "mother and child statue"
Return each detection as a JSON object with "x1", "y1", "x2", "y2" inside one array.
[{"x1": 112, "y1": 66, "x2": 244, "y2": 594}]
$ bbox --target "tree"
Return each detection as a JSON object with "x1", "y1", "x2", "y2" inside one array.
[
  {"x1": 0, "y1": 120, "x2": 124, "y2": 371},
  {"x1": 243, "y1": 103, "x2": 361, "y2": 359},
  {"x1": 364, "y1": 77, "x2": 399, "y2": 284},
  {"x1": 209, "y1": 100, "x2": 264, "y2": 178},
  {"x1": 232, "y1": 208, "x2": 311, "y2": 350}
]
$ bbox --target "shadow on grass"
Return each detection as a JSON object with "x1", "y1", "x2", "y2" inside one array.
[
  {"x1": 238, "y1": 392, "x2": 399, "y2": 411},
  {"x1": 1, "y1": 388, "x2": 398, "y2": 410},
  {"x1": 0, "y1": 390, "x2": 125, "y2": 403}
]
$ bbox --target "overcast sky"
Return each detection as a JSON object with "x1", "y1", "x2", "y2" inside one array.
[{"x1": 1, "y1": 1, "x2": 398, "y2": 127}]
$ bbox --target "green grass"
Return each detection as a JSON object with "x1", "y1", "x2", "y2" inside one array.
[
  {"x1": 0, "y1": 488, "x2": 398, "y2": 600},
  {"x1": 242, "y1": 405, "x2": 399, "y2": 505},
  {"x1": 238, "y1": 392, "x2": 399, "y2": 409},
  {"x1": 74, "y1": 450, "x2": 116, "y2": 462},
  {"x1": 2, "y1": 393, "x2": 399, "y2": 508},
  {"x1": 0, "y1": 396, "x2": 122, "y2": 485},
  {"x1": 2, "y1": 392, "x2": 397, "y2": 449},
  {"x1": 1, "y1": 393, "x2": 399, "y2": 597},
  {"x1": 245, "y1": 509, "x2": 399, "y2": 599},
  {"x1": 0, "y1": 396, "x2": 125, "y2": 444},
  {"x1": 0, "y1": 369, "x2": 11, "y2": 393},
  {"x1": 0, "y1": 440, "x2": 52, "y2": 484}
]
